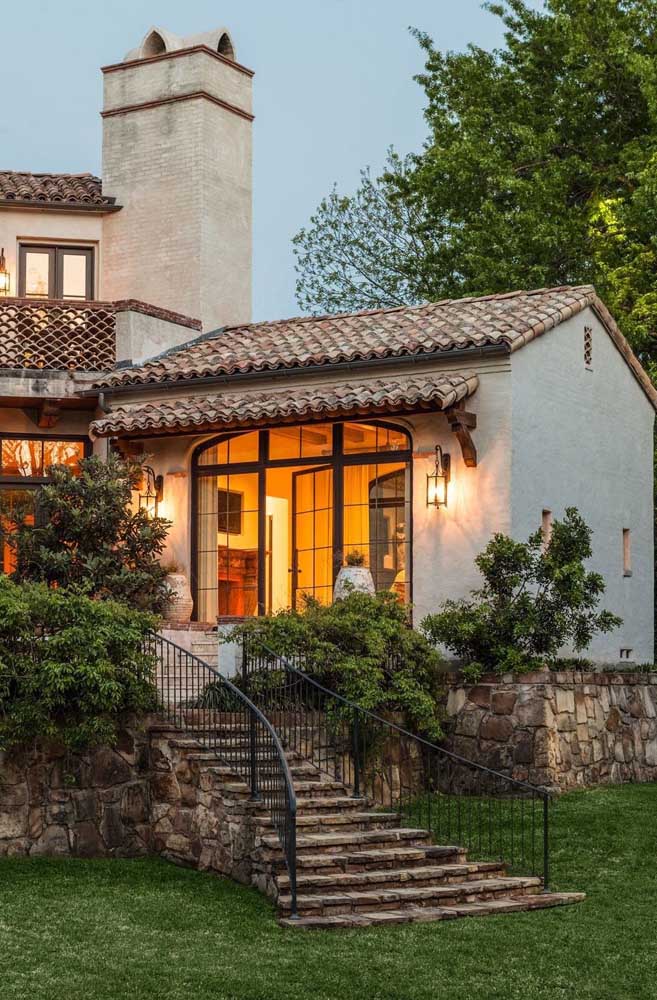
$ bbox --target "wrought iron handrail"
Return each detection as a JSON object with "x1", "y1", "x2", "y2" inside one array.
[
  {"x1": 241, "y1": 638, "x2": 550, "y2": 889},
  {"x1": 145, "y1": 630, "x2": 298, "y2": 916}
]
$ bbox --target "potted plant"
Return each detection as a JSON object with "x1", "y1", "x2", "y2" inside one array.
[{"x1": 333, "y1": 550, "x2": 375, "y2": 600}]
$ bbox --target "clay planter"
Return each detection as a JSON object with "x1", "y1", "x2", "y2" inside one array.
[
  {"x1": 163, "y1": 573, "x2": 193, "y2": 623},
  {"x1": 333, "y1": 565, "x2": 375, "y2": 601}
]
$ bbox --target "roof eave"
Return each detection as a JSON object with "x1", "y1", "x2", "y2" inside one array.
[{"x1": 0, "y1": 199, "x2": 122, "y2": 214}]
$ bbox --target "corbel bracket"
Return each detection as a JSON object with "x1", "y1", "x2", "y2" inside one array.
[
  {"x1": 445, "y1": 407, "x2": 477, "y2": 467},
  {"x1": 37, "y1": 400, "x2": 61, "y2": 429}
]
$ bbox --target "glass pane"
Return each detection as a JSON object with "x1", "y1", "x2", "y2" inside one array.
[
  {"x1": 343, "y1": 461, "x2": 409, "y2": 597},
  {"x1": 301, "y1": 424, "x2": 332, "y2": 458},
  {"x1": 269, "y1": 427, "x2": 301, "y2": 461},
  {"x1": 43, "y1": 440, "x2": 85, "y2": 474},
  {"x1": 197, "y1": 432, "x2": 259, "y2": 466},
  {"x1": 343, "y1": 422, "x2": 408, "y2": 454},
  {"x1": 61, "y1": 254, "x2": 88, "y2": 300},
  {"x1": 343, "y1": 423, "x2": 378, "y2": 454},
  {"x1": 24, "y1": 252, "x2": 50, "y2": 297},
  {"x1": 0, "y1": 488, "x2": 35, "y2": 574},
  {"x1": 1, "y1": 439, "x2": 43, "y2": 477}
]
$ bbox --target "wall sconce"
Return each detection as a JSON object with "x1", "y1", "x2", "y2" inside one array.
[
  {"x1": 426, "y1": 445, "x2": 450, "y2": 508},
  {"x1": 138, "y1": 465, "x2": 164, "y2": 517},
  {"x1": 0, "y1": 248, "x2": 10, "y2": 296}
]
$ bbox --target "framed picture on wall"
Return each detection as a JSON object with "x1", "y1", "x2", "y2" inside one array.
[{"x1": 217, "y1": 488, "x2": 243, "y2": 535}]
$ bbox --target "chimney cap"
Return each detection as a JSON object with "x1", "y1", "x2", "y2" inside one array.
[{"x1": 124, "y1": 25, "x2": 236, "y2": 63}]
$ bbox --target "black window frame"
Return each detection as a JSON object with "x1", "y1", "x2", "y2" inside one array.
[
  {"x1": 18, "y1": 244, "x2": 95, "y2": 300},
  {"x1": 0, "y1": 433, "x2": 92, "y2": 485},
  {"x1": 191, "y1": 419, "x2": 413, "y2": 621}
]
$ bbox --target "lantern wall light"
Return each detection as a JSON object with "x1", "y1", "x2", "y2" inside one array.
[
  {"x1": 426, "y1": 445, "x2": 450, "y2": 508},
  {"x1": 0, "y1": 248, "x2": 10, "y2": 296},
  {"x1": 139, "y1": 465, "x2": 164, "y2": 517}
]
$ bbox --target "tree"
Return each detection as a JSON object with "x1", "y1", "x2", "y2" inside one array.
[
  {"x1": 3, "y1": 455, "x2": 171, "y2": 615},
  {"x1": 294, "y1": 0, "x2": 657, "y2": 372},
  {"x1": 421, "y1": 508, "x2": 622, "y2": 674}
]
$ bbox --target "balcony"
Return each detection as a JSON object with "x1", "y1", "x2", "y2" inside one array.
[{"x1": 0, "y1": 297, "x2": 116, "y2": 373}]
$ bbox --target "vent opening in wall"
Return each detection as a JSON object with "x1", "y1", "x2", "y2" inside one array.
[
  {"x1": 143, "y1": 30, "x2": 167, "y2": 57},
  {"x1": 620, "y1": 648, "x2": 634, "y2": 661},
  {"x1": 217, "y1": 32, "x2": 235, "y2": 60},
  {"x1": 584, "y1": 326, "x2": 593, "y2": 369}
]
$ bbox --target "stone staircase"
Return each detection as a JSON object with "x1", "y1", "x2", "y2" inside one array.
[{"x1": 156, "y1": 720, "x2": 584, "y2": 930}]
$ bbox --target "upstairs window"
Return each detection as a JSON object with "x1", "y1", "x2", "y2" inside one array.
[{"x1": 19, "y1": 244, "x2": 94, "y2": 301}]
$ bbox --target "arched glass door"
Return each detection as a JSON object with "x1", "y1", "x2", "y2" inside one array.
[{"x1": 192, "y1": 421, "x2": 411, "y2": 620}]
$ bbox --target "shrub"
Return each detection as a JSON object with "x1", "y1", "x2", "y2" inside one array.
[
  {"x1": 229, "y1": 591, "x2": 445, "y2": 739},
  {"x1": 3, "y1": 454, "x2": 171, "y2": 614},
  {"x1": 422, "y1": 508, "x2": 622, "y2": 675},
  {"x1": 0, "y1": 577, "x2": 157, "y2": 752}
]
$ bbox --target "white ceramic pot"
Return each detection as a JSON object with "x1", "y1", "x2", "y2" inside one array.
[
  {"x1": 163, "y1": 572, "x2": 194, "y2": 623},
  {"x1": 333, "y1": 565, "x2": 376, "y2": 601}
]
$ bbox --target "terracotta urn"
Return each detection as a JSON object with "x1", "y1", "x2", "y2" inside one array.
[
  {"x1": 333, "y1": 564, "x2": 375, "y2": 601},
  {"x1": 163, "y1": 572, "x2": 193, "y2": 623}
]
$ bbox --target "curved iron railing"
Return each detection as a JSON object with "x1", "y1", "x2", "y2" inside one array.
[
  {"x1": 145, "y1": 631, "x2": 298, "y2": 916},
  {"x1": 241, "y1": 638, "x2": 550, "y2": 889}
]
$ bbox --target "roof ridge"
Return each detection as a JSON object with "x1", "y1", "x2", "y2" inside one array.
[{"x1": 217, "y1": 284, "x2": 597, "y2": 336}]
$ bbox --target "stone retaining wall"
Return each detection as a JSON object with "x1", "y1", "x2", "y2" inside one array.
[
  {"x1": 445, "y1": 670, "x2": 657, "y2": 792},
  {"x1": 0, "y1": 724, "x2": 151, "y2": 858}
]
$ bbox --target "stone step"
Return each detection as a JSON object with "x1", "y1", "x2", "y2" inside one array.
[
  {"x1": 269, "y1": 844, "x2": 467, "y2": 875},
  {"x1": 294, "y1": 795, "x2": 374, "y2": 813},
  {"x1": 294, "y1": 780, "x2": 351, "y2": 798},
  {"x1": 258, "y1": 812, "x2": 400, "y2": 834},
  {"x1": 261, "y1": 827, "x2": 432, "y2": 857},
  {"x1": 276, "y1": 860, "x2": 506, "y2": 894},
  {"x1": 278, "y1": 876, "x2": 544, "y2": 917},
  {"x1": 278, "y1": 892, "x2": 586, "y2": 929}
]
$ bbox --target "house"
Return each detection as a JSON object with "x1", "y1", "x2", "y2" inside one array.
[{"x1": 1, "y1": 25, "x2": 654, "y2": 665}]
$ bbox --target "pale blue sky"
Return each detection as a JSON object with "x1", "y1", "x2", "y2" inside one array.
[{"x1": 2, "y1": 0, "x2": 511, "y2": 321}]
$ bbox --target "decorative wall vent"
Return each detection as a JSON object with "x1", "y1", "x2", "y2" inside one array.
[
  {"x1": 0, "y1": 299, "x2": 115, "y2": 372},
  {"x1": 584, "y1": 326, "x2": 593, "y2": 369}
]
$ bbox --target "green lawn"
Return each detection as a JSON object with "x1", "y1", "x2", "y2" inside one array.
[{"x1": 1, "y1": 784, "x2": 656, "y2": 1000}]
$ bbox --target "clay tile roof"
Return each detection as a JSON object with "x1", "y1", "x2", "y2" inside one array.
[
  {"x1": 94, "y1": 284, "x2": 657, "y2": 410},
  {"x1": 0, "y1": 171, "x2": 118, "y2": 209},
  {"x1": 89, "y1": 372, "x2": 479, "y2": 438},
  {"x1": 95, "y1": 285, "x2": 598, "y2": 389}
]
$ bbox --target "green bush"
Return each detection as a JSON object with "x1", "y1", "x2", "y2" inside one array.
[
  {"x1": 2, "y1": 454, "x2": 171, "y2": 615},
  {"x1": 422, "y1": 508, "x2": 622, "y2": 675},
  {"x1": 229, "y1": 591, "x2": 445, "y2": 739},
  {"x1": 0, "y1": 577, "x2": 157, "y2": 752}
]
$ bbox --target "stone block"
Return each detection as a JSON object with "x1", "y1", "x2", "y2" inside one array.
[
  {"x1": 491, "y1": 691, "x2": 517, "y2": 715},
  {"x1": 121, "y1": 783, "x2": 149, "y2": 825},
  {"x1": 479, "y1": 715, "x2": 513, "y2": 743},
  {"x1": 92, "y1": 748, "x2": 133, "y2": 788},
  {"x1": 467, "y1": 686, "x2": 491, "y2": 709},
  {"x1": 555, "y1": 688, "x2": 575, "y2": 715},
  {"x1": 30, "y1": 825, "x2": 70, "y2": 856}
]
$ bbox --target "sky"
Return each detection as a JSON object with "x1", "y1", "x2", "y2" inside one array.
[{"x1": 2, "y1": 0, "x2": 512, "y2": 321}]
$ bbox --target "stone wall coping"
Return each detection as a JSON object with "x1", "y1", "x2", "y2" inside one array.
[{"x1": 445, "y1": 670, "x2": 657, "y2": 687}]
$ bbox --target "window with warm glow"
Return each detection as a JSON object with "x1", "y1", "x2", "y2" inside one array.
[
  {"x1": 193, "y1": 421, "x2": 412, "y2": 621},
  {"x1": 19, "y1": 244, "x2": 94, "y2": 300}
]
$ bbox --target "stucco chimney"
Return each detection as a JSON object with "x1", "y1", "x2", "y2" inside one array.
[{"x1": 101, "y1": 26, "x2": 253, "y2": 332}]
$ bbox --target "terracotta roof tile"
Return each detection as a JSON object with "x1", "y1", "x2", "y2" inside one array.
[
  {"x1": 0, "y1": 171, "x2": 117, "y2": 209},
  {"x1": 96, "y1": 285, "x2": 598, "y2": 388},
  {"x1": 90, "y1": 372, "x2": 479, "y2": 438},
  {"x1": 94, "y1": 284, "x2": 657, "y2": 411}
]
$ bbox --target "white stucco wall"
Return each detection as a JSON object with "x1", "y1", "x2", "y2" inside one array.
[{"x1": 510, "y1": 308, "x2": 655, "y2": 663}]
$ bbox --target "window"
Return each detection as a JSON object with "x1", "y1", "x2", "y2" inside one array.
[
  {"x1": 623, "y1": 528, "x2": 632, "y2": 577},
  {"x1": 19, "y1": 245, "x2": 94, "y2": 300},
  {"x1": 541, "y1": 509, "x2": 553, "y2": 548},
  {"x1": 620, "y1": 648, "x2": 634, "y2": 661},
  {"x1": 0, "y1": 435, "x2": 88, "y2": 575},
  {"x1": 193, "y1": 421, "x2": 412, "y2": 621}
]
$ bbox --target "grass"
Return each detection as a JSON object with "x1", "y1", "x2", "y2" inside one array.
[{"x1": 1, "y1": 784, "x2": 656, "y2": 1000}]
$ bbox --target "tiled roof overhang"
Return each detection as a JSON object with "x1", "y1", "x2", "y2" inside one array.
[
  {"x1": 91, "y1": 284, "x2": 657, "y2": 410},
  {"x1": 90, "y1": 372, "x2": 479, "y2": 439},
  {"x1": 0, "y1": 172, "x2": 120, "y2": 212}
]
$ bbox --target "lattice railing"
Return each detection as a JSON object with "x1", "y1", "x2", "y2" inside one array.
[{"x1": 0, "y1": 298, "x2": 116, "y2": 372}]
